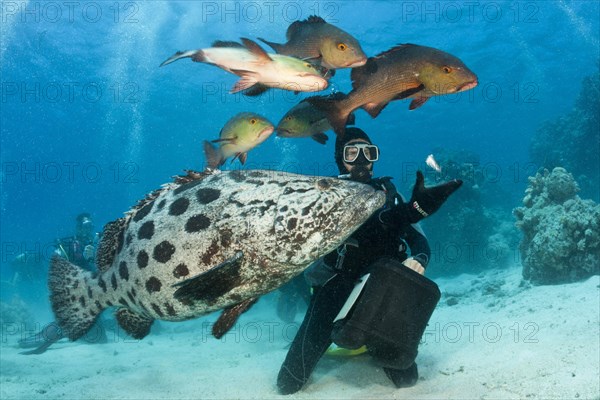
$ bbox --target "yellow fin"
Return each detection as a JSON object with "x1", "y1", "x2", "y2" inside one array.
[{"x1": 325, "y1": 344, "x2": 367, "y2": 357}]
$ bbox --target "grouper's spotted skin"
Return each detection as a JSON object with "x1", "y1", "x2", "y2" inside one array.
[{"x1": 49, "y1": 169, "x2": 385, "y2": 341}]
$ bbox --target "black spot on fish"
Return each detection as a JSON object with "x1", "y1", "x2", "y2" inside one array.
[
  {"x1": 196, "y1": 188, "x2": 221, "y2": 204},
  {"x1": 157, "y1": 199, "x2": 166, "y2": 210},
  {"x1": 230, "y1": 170, "x2": 246, "y2": 182},
  {"x1": 137, "y1": 250, "x2": 149, "y2": 269},
  {"x1": 165, "y1": 303, "x2": 177, "y2": 316},
  {"x1": 246, "y1": 179, "x2": 265, "y2": 186},
  {"x1": 116, "y1": 228, "x2": 125, "y2": 254},
  {"x1": 287, "y1": 218, "x2": 298, "y2": 230},
  {"x1": 119, "y1": 261, "x2": 129, "y2": 281},
  {"x1": 185, "y1": 214, "x2": 211, "y2": 232},
  {"x1": 317, "y1": 179, "x2": 331, "y2": 190},
  {"x1": 153, "y1": 241, "x2": 175, "y2": 263},
  {"x1": 133, "y1": 201, "x2": 154, "y2": 222},
  {"x1": 259, "y1": 200, "x2": 276, "y2": 214},
  {"x1": 169, "y1": 197, "x2": 190, "y2": 216},
  {"x1": 119, "y1": 297, "x2": 129, "y2": 307},
  {"x1": 79, "y1": 296, "x2": 86, "y2": 308},
  {"x1": 127, "y1": 291, "x2": 136, "y2": 304},
  {"x1": 151, "y1": 303, "x2": 165, "y2": 317},
  {"x1": 126, "y1": 233, "x2": 133, "y2": 246},
  {"x1": 131, "y1": 287, "x2": 137, "y2": 297},
  {"x1": 98, "y1": 276, "x2": 107, "y2": 293},
  {"x1": 268, "y1": 180, "x2": 287, "y2": 187},
  {"x1": 106, "y1": 300, "x2": 114, "y2": 307},
  {"x1": 279, "y1": 205, "x2": 288, "y2": 212},
  {"x1": 111, "y1": 273, "x2": 118, "y2": 290},
  {"x1": 87, "y1": 286, "x2": 93, "y2": 299},
  {"x1": 174, "y1": 179, "x2": 203, "y2": 196},
  {"x1": 138, "y1": 220, "x2": 155, "y2": 240},
  {"x1": 146, "y1": 277, "x2": 162, "y2": 293},
  {"x1": 221, "y1": 230, "x2": 233, "y2": 248},
  {"x1": 173, "y1": 263, "x2": 189, "y2": 278},
  {"x1": 201, "y1": 240, "x2": 220, "y2": 265}
]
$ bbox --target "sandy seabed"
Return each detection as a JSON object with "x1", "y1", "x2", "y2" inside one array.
[{"x1": 1, "y1": 265, "x2": 599, "y2": 400}]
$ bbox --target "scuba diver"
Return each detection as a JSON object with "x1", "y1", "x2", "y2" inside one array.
[
  {"x1": 276, "y1": 128, "x2": 463, "y2": 394},
  {"x1": 54, "y1": 212, "x2": 98, "y2": 272},
  {"x1": 18, "y1": 213, "x2": 107, "y2": 355}
]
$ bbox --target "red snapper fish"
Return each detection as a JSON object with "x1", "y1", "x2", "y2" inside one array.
[{"x1": 309, "y1": 44, "x2": 478, "y2": 135}]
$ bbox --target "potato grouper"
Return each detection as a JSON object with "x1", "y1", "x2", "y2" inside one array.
[{"x1": 48, "y1": 169, "x2": 385, "y2": 341}]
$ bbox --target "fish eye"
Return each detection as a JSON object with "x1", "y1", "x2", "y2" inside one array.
[
  {"x1": 442, "y1": 66, "x2": 453, "y2": 74},
  {"x1": 304, "y1": 63, "x2": 315, "y2": 69},
  {"x1": 317, "y1": 179, "x2": 331, "y2": 190},
  {"x1": 337, "y1": 43, "x2": 347, "y2": 51},
  {"x1": 285, "y1": 116, "x2": 293, "y2": 121},
  {"x1": 249, "y1": 118, "x2": 257, "y2": 124}
]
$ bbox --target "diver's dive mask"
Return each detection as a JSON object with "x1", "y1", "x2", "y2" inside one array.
[{"x1": 343, "y1": 143, "x2": 379, "y2": 163}]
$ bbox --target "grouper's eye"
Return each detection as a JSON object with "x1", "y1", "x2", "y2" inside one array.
[
  {"x1": 442, "y1": 66, "x2": 453, "y2": 74},
  {"x1": 317, "y1": 179, "x2": 332, "y2": 190},
  {"x1": 337, "y1": 43, "x2": 347, "y2": 51},
  {"x1": 249, "y1": 118, "x2": 257, "y2": 124},
  {"x1": 285, "y1": 116, "x2": 293, "y2": 121}
]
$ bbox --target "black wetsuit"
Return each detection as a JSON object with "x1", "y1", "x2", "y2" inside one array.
[{"x1": 277, "y1": 177, "x2": 431, "y2": 394}]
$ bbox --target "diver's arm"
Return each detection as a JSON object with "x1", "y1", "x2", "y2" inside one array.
[{"x1": 403, "y1": 223, "x2": 430, "y2": 272}]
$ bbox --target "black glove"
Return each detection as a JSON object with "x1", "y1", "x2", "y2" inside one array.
[{"x1": 405, "y1": 171, "x2": 463, "y2": 223}]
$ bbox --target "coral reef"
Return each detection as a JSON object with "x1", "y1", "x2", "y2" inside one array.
[
  {"x1": 514, "y1": 167, "x2": 600, "y2": 284},
  {"x1": 422, "y1": 148, "x2": 519, "y2": 277},
  {"x1": 530, "y1": 73, "x2": 600, "y2": 200}
]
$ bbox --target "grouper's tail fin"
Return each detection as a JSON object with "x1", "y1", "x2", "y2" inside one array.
[{"x1": 49, "y1": 256, "x2": 103, "y2": 341}]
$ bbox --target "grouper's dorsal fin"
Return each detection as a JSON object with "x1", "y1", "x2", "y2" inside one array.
[
  {"x1": 287, "y1": 15, "x2": 327, "y2": 40},
  {"x1": 240, "y1": 38, "x2": 272, "y2": 62},
  {"x1": 96, "y1": 217, "x2": 127, "y2": 272},
  {"x1": 173, "y1": 251, "x2": 244, "y2": 305},
  {"x1": 212, "y1": 297, "x2": 258, "y2": 339},
  {"x1": 212, "y1": 40, "x2": 245, "y2": 49},
  {"x1": 172, "y1": 168, "x2": 215, "y2": 185}
]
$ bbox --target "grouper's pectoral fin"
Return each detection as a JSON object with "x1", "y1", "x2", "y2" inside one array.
[
  {"x1": 115, "y1": 308, "x2": 154, "y2": 340},
  {"x1": 173, "y1": 251, "x2": 244, "y2": 304},
  {"x1": 212, "y1": 297, "x2": 259, "y2": 339}
]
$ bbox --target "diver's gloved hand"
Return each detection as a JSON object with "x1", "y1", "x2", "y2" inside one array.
[
  {"x1": 406, "y1": 171, "x2": 462, "y2": 223},
  {"x1": 402, "y1": 258, "x2": 425, "y2": 275}
]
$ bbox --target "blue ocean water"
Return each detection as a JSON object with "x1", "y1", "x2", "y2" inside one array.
[{"x1": 0, "y1": 2, "x2": 599, "y2": 394}]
